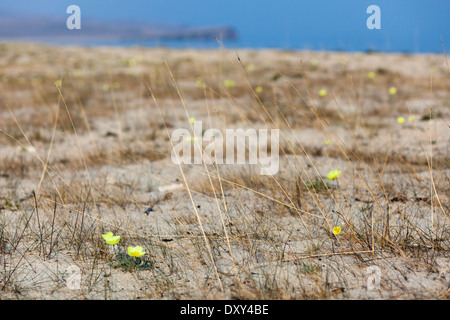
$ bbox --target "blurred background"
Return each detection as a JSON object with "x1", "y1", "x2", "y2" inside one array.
[{"x1": 0, "y1": 0, "x2": 448, "y2": 52}]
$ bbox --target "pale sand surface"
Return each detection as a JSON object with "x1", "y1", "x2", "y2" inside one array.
[{"x1": 0, "y1": 43, "x2": 448, "y2": 299}]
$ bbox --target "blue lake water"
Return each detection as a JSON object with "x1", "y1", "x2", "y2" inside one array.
[{"x1": 1, "y1": 0, "x2": 448, "y2": 53}]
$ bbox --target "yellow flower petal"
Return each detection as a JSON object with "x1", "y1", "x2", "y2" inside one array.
[
  {"x1": 327, "y1": 169, "x2": 341, "y2": 180},
  {"x1": 185, "y1": 136, "x2": 199, "y2": 142},
  {"x1": 195, "y1": 78, "x2": 203, "y2": 88},
  {"x1": 224, "y1": 80, "x2": 235, "y2": 88},
  {"x1": 389, "y1": 87, "x2": 398, "y2": 95},
  {"x1": 128, "y1": 246, "x2": 146, "y2": 257},
  {"x1": 333, "y1": 226, "x2": 341, "y2": 235},
  {"x1": 109, "y1": 236, "x2": 120, "y2": 245},
  {"x1": 103, "y1": 232, "x2": 120, "y2": 245}
]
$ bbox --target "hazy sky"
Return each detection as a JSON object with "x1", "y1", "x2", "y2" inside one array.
[{"x1": 1, "y1": 0, "x2": 448, "y2": 52}]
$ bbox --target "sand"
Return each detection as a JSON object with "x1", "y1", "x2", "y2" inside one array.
[{"x1": 0, "y1": 42, "x2": 448, "y2": 299}]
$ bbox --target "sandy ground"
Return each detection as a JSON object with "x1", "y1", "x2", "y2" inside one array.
[{"x1": 0, "y1": 42, "x2": 449, "y2": 299}]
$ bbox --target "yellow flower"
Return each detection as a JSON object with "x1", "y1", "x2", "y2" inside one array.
[
  {"x1": 255, "y1": 86, "x2": 263, "y2": 93},
  {"x1": 74, "y1": 69, "x2": 83, "y2": 77},
  {"x1": 195, "y1": 77, "x2": 203, "y2": 88},
  {"x1": 128, "y1": 246, "x2": 146, "y2": 257},
  {"x1": 224, "y1": 80, "x2": 235, "y2": 88},
  {"x1": 367, "y1": 72, "x2": 375, "y2": 80},
  {"x1": 325, "y1": 140, "x2": 331, "y2": 145},
  {"x1": 247, "y1": 64, "x2": 255, "y2": 71},
  {"x1": 389, "y1": 87, "x2": 398, "y2": 95},
  {"x1": 102, "y1": 232, "x2": 120, "y2": 245},
  {"x1": 319, "y1": 89, "x2": 327, "y2": 97},
  {"x1": 188, "y1": 117, "x2": 196, "y2": 124},
  {"x1": 397, "y1": 117, "x2": 405, "y2": 124},
  {"x1": 55, "y1": 80, "x2": 62, "y2": 88},
  {"x1": 333, "y1": 226, "x2": 342, "y2": 235},
  {"x1": 102, "y1": 84, "x2": 110, "y2": 92},
  {"x1": 327, "y1": 169, "x2": 341, "y2": 180},
  {"x1": 408, "y1": 115, "x2": 415, "y2": 122},
  {"x1": 185, "y1": 136, "x2": 199, "y2": 142}
]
